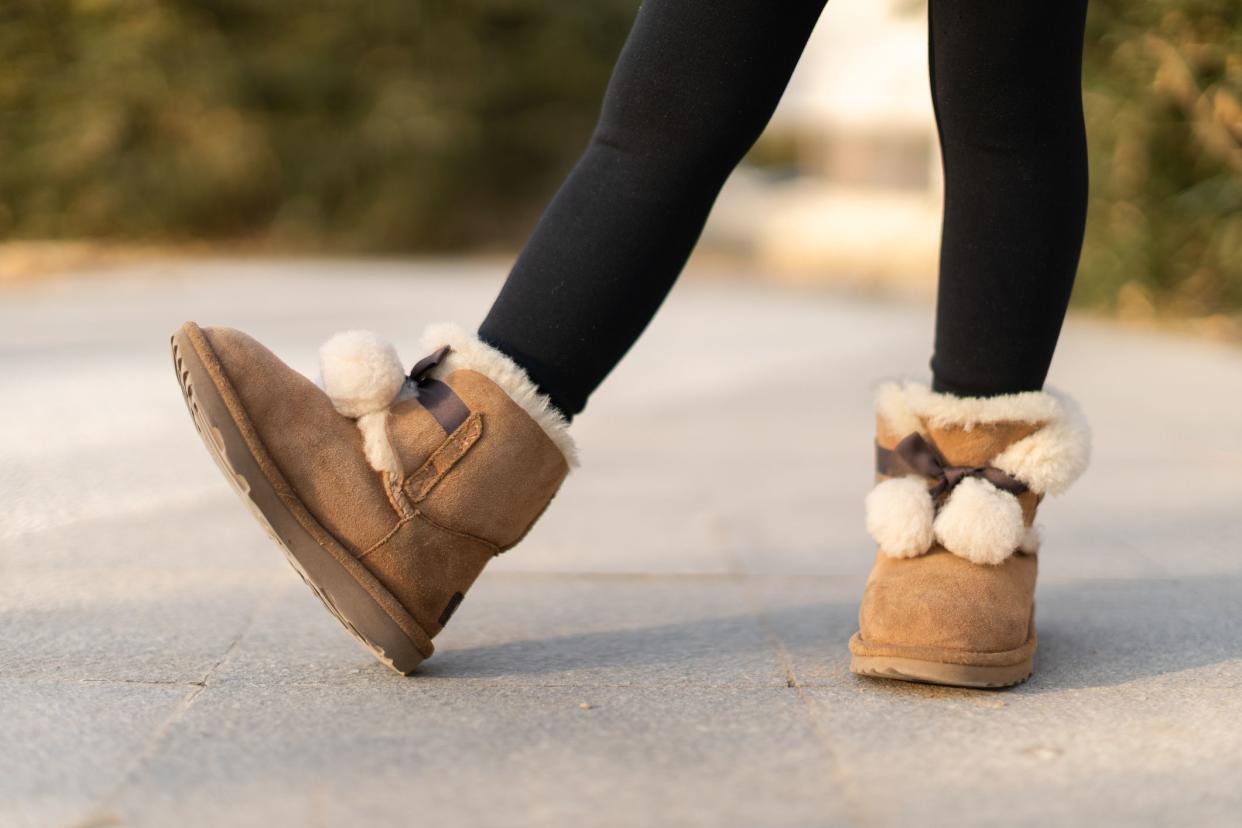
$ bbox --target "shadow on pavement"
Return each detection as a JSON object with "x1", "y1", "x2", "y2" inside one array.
[{"x1": 420, "y1": 572, "x2": 1242, "y2": 695}]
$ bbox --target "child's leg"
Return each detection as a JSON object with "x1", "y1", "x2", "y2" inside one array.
[
  {"x1": 175, "y1": 1, "x2": 830, "y2": 674},
  {"x1": 851, "y1": 1, "x2": 1093, "y2": 689},
  {"x1": 479, "y1": 0, "x2": 828, "y2": 418},
  {"x1": 928, "y1": 0, "x2": 1090, "y2": 397}
]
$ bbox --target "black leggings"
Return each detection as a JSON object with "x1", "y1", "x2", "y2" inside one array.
[{"x1": 479, "y1": 0, "x2": 1089, "y2": 417}]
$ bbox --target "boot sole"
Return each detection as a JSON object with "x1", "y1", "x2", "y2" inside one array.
[
  {"x1": 171, "y1": 323, "x2": 433, "y2": 675},
  {"x1": 848, "y1": 632, "x2": 1034, "y2": 689}
]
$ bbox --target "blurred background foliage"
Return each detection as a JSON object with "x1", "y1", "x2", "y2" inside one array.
[
  {"x1": 1, "y1": 0, "x2": 1239, "y2": 315},
  {"x1": 0, "y1": 0, "x2": 634, "y2": 249},
  {"x1": 1079, "y1": 0, "x2": 1241, "y2": 317}
]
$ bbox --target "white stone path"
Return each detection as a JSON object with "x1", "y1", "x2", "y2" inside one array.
[{"x1": 2, "y1": 261, "x2": 1240, "y2": 827}]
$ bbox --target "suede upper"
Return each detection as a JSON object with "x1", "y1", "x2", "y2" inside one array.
[
  {"x1": 203, "y1": 327, "x2": 397, "y2": 553},
  {"x1": 857, "y1": 409, "x2": 1049, "y2": 660},
  {"x1": 202, "y1": 326, "x2": 569, "y2": 638},
  {"x1": 860, "y1": 550, "x2": 1037, "y2": 656}
]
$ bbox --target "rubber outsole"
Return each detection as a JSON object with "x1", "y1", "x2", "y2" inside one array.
[
  {"x1": 849, "y1": 654, "x2": 1032, "y2": 689},
  {"x1": 171, "y1": 324, "x2": 430, "y2": 675},
  {"x1": 848, "y1": 633, "x2": 1034, "y2": 689}
]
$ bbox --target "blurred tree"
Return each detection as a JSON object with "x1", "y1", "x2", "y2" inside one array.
[
  {"x1": 0, "y1": 0, "x2": 635, "y2": 249},
  {"x1": 2, "y1": 1, "x2": 1239, "y2": 317},
  {"x1": 1078, "y1": 0, "x2": 1241, "y2": 315}
]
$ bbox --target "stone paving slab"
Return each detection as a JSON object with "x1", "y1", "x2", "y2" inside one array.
[
  {"x1": 2, "y1": 260, "x2": 1241, "y2": 827},
  {"x1": 750, "y1": 573, "x2": 1242, "y2": 690},
  {"x1": 0, "y1": 562, "x2": 270, "y2": 684},
  {"x1": 0, "y1": 680, "x2": 191, "y2": 828},
  {"x1": 100, "y1": 684, "x2": 852, "y2": 828},
  {"x1": 211, "y1": 574, "x2": 791, "y2": 689},
  {"x1": 801, "y1": 681, "x2": 1242, "y2": 827}
]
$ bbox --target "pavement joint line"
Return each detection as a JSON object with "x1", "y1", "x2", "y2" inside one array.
[
  {"x1": 9, "y1": 676, "x2": 815, "y2": 690},
  {"x1": 28, "y1": 676, "x2": 1242, "y2": 691},
  {"x1": 720, "y1": 515, "x2": 873, "y2": 828},
  {"x1": 193, "y1": 680, "x2": 810, "y2": 689},
  {"x1": 195, "y1": 591, "x2": 267, "y2": 688},
  {"x1": 77, "y1": 595, "x2": 265, "y2": 821},
  {"x1": 484, "y1": 571, "x2": 864, "y2": 582},
  {"x1": 74, "y1": 678, "x2": 209, "y2": 687},
  {"x1": 78, "y1": 681, "x2": 209, "y2": 826}
]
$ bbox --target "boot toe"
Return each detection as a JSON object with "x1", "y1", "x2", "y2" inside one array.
[
  {"x1": 192, "y1": 324, "x2": 397, "y2": 554},
  {"x1": 858, "y1": 548, "x2": 1036, "y2": 655}
]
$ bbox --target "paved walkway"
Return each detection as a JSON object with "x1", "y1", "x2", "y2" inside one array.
[{"x1": 2, "y1": 260, "x2": 1241, "y2": 827}]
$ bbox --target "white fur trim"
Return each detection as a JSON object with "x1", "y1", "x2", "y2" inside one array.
[
  {"x1": 874, "y1": 383, "x2": 925, "y2": 440},
  {"x1": 356, "y1": 411, "x2": 402, "y2": 477},
  {"x1": 874, "y1": 381, "x2": 1090, "y2": 495},
  {"x1": 933, "y1": 477, "x2": 1027, "y2": 565},
  {"x1": 420, "y1": 323, "x2": 578, "y2": 467},
  {"x1": 865, "y1": 476, "x2": 935, "y2": 558},
  {"x1": 876, "y1": 381, "x2": 1064, "y2": 431},
  {"x1": 1019, "y1": 524, "x2": 1041, "y2": 555},
  {"x1": 320, "y1": 330, "x2": 407, "y2": 419},
  {"x1": 992, "y1": 396, "x2": 1091, "y2": 495}
]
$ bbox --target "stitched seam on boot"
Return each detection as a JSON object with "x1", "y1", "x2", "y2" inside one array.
[
  {"x1": 356, "y1": 510, "x2": 500, "y2": 562},
  {"x1": 379, "y1": 414, "x2": 416, "y2": 519},
  {"x1": 358, "y1": 517, "x2": 411, "y2": 560},
  {"x1": 383, "y1": 471, "x2": 416, "y2": 520},
  {"x1": 412, "y1": 509, "x2": 501, "y2": 556},
  {"x1": 401, "y1": 413, "x2": 484, "y2": 504}
]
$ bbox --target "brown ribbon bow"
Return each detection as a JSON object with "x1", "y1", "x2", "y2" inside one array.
[
  {"x1": 408, "y1": 345, "x2": 452, "y2": 384},
  {"x1": 876, "y1": 432, "x2": 1028, "y2": 499},
  {"x1": 406, "y1": 345, "x2": 470, "y2": 435}
]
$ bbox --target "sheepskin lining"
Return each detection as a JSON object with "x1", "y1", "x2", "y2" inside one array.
[
  {"x1": 421, "y1": 323, "x2": 578, "y2": 467},
  {"x1": 356, "y1": 410, "x2": 402, "y2": 477},
  {"x1": 874, "y1": 381, "x2": 1089, "y2": 496}
]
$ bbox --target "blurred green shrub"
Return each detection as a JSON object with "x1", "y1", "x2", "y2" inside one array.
[
  {"x1": 3, "y1": 1, "x2": 1239, "y2": 316},
  {"x1": 0, "y1": 0, "x2": 634, "y2": 249},
  {"x1": 1078, "y1": 0, "x2": 1241, "y2": 315}
]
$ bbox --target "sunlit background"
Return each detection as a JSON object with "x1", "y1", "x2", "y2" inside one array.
[{"x1": 1, "y1": 0, "x2": 1239, "y2": 332}]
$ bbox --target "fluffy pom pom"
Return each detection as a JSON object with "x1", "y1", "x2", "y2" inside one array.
[
  {"x1": 933, "y1": 477, "x2": 1026, "y2": 565},
  {"x1": 319, "y1": 330, "x2": 406, "y2": 418},
  {"x1": 865, "y1": 476, "x2": 935, "y2": 558}
]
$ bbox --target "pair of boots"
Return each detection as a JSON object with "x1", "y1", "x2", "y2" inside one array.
[{"x1": 172, "y1": 321, "x2": 1089, "y2": 688}]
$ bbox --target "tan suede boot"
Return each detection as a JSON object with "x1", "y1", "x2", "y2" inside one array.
[
  {"x1": 171, "y1": 321, "x2": 574, "y2": 674},
  {"x1": 849, "y1": 382, "x2": 1090, "y2": 688}
]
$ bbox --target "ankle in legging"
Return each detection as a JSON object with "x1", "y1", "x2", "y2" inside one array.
[
  {"x1": 479, "y1": 0, "x2": 1089, "y2": 418},
  {"x1": 927, "y1": 0, "x2": 1088, "y2": 398}
]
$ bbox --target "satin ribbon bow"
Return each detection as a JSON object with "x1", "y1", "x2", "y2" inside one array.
[
  {"x1": 406, "y1": 344, "x2": 469, "y2": 435},
  {"x1": 880, "y1": 432, "x2": 1028, "y2": 499},
  {"x1": 408, "y1": 345, "x2": 451, "y2": 385}
]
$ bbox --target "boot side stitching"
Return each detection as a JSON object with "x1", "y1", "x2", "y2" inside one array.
[
  {"x1": 411, "y1": 509, "x2": 501, "y2": 556},
  {"x1": 384, "y1": 470, "x2": 416, "y2": 520},
  {"x1": 356, "y1": 509, "x2": 500, "y2": 562},
  {"x1": 358, "y1": 516, "x2": 412, "y2": 560},
  {"x1": 401, "y1": 413, "x2": 484, "y2": 503}
]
